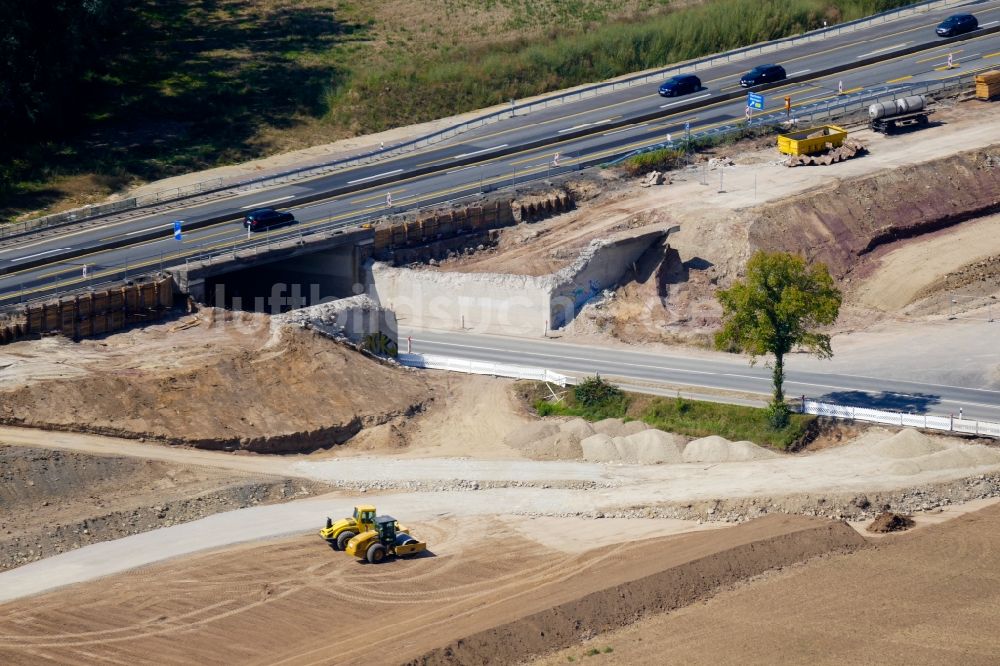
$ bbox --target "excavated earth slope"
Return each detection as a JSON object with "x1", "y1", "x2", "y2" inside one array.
[
  {"x1": 748, "y1": 147, "x2": 1000, "y2": 278},
  {"x1": 0, "y1": 320, "x2": 431, "y2": 452}
]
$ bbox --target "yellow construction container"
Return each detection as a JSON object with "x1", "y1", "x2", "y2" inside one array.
[
  {"x1": 777, "y1": 125, "x2": 847, "y2": 156},
  {"x1": 975, "y1": 70, "x2": 1000, "y2": 101}
]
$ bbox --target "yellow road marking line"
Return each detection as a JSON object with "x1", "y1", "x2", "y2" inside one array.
[{"x1": 886, "y1": 75, "x2": 913, "y2": 83}]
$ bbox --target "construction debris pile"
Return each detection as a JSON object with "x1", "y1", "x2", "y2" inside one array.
[{"x1": 785, "y1": 138, "x2": 867, "y2": 167}]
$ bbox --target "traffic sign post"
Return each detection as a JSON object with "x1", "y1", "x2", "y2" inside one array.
[
  {"x1": 947, "y1": 53, "x2": 954, "y2": 69},
  {"x1": 784, "y1": 96, "x2": 791, "y2": 117},
  {"x1": 173, "y1": 220, "x2": 183, "y2": 241},
  {"x1": 747, "y1": 92, "x2": 764, "y2": 110},
  {"x1": 386, "y1": 192, "x2": 393, "y2": 208},
  {"x1": 552, "y1": 152, "x2": 560, "y2": 167},
  {"x1": 745, "y1": 105, "x2": 752, "y2": 124},
  {"x1": 837, "y1": 80, "x2": 844, "y2": 95}
]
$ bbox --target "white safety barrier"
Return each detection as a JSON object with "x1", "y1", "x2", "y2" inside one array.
[
  {"x1": 804, "y1": 399, "x2": 1000, "y2": 439},
  {"x1": 397, "y1": 352, "x2": 568, "y2": 386}
]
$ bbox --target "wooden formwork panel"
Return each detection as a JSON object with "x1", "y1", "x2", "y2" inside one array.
[
  {"x1": 419, "y1": 216, "x2": 440, "y2": 238},
  {"x1": 77, "y1": 294, "x2": 93, "y2": 319},
  {"x1": 157, "y1": 278, "x2": 174, "y2": 308},
  {"x1": 110, "y1": 310, "x2": 125, "y2": 330},
  {"x1": 124, "y1": 285, "x2": 139, "y2": 311},
  {"x1": 43, "y1": 305, "x2": 60, "y2": 331},
  {"x1": 140, "y1": 283, "x2": 157, "y2": 308},
  {"x1": 27, "y1": 306, "x2": 44, "y2": 333},
  {"x1": 92, "y1": 314, "x2": 107, "y2": 335},
  {"x1": 373, "y1": 226, "x2": 392, "y2": 250},
  {"x1": 468, "y1": 206, "x2": 484, "y2": 229},
  {"x1": 77, "y1": 318, "x2": 94, "y2": 337},
  {"x1": 109, "y1": 289, "x2": 124, "y2": 311}
]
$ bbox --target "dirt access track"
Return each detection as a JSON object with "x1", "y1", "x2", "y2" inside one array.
[{"x1": 0, "y1": 514, "x2": 864, "y2": 665}]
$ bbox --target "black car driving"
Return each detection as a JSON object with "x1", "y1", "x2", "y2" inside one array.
[
  {"x1": 243, "y1": 207, "x2": 297, "y2": 232},
  {"x1": 658, "y1": 74, "x2": 701, "y2": 97},
  {"x1": 936, "y1": 13, "x2": 978, "y2": 37},
  {"x1": 739, "y1": 64, "x2": 786, "y2": 88}
]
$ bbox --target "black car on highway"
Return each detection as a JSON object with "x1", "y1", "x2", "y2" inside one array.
[
  {"x1": 739, "y1": 64, "x2": 786, "y2": 87},
  {"x1": 243, "y1": 207, "x2": 297, "y2": 232},
  {"x1": 658, "y1": 74, "x2": 702, "y2": 97},
  {"x1": 936, "y1": 13, "x2": 978, "y2": 37}
]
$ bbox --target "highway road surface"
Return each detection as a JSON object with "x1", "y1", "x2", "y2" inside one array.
[
  {"x1": 404, "y1": 329, "x2": 1000, "y2": 422},
  {"x1": 2, "y1": 0, "x2": 1000, "y2": 307}
]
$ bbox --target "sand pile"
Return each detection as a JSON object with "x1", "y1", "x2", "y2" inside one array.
[
  {"x1": 870, "y1": 429, "x2": 948, "y2": 458},
  {"x1": 591, "y1": 418, "x2": 649, "y2": 437},
  {"x1": 503, "y1": 418, "x2": 599, "y2": 460},
  {"x1": 581, "y1": 430, "x2": 686, "y2": 464},
  {"x1": 682, "y1": 435, "x2": 779, "y2": 463},
  {"x1": 887, "y1": 445, "x2": 1000, "y2": 476}
]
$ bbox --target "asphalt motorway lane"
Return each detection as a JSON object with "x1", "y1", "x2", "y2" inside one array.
[
  {"x1": 4, "y1": 1, "x2": 1000, "y2": 305},
  {"x1": 403, "y1": 329, "x2": 1000, "y2": 422}
]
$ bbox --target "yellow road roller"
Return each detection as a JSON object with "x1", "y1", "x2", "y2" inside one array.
[{"x1": 345, "y1": 515, "x2": 427, "y2": 564}]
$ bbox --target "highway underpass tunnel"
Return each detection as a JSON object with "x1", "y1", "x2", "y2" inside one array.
[{"x1": 203, "y1": 248, "x2": 360, "y2": 314}]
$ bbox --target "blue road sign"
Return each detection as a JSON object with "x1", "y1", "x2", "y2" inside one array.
[
  {"x1": 173, "y1": 220, "x2": 183, "y2": 241},
  {"x1": 684, "y1": 121, "x2": 691, "y2": 132},
  {"x1": 747, "y1": 92, "x2": 765, "y2": 110}
]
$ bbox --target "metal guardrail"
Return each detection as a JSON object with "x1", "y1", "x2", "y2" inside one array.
[
  {"x1": 804, "y1": 399, "x2": 1000, "y2": 438},
  {"x1": 2, "y1": 0, "x2": 972, "y2": 240},
  {"x1": 0, "y1": 69, "x2": 977, "y2": 313},
  {"x1": 398, "y1": 352, "x2": 569, "y2": 385}
]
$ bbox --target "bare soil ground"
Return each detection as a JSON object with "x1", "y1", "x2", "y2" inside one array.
[
  {"x1": 533, "y1": 501, "x2": 1000, "y2": 666},
  {"x1": 0, "y1": 311, "x2": 434, "y2": 452},
  {"x1": 0, "y1": 514, "x2": 863, "y2": 665},
  {"x1": 0, "y1": 445, "x2": 331, "y2": 571}
]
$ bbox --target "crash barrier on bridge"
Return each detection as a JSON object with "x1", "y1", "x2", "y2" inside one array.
[
  {"x1": 803, "y1": 399, "x2": 1000, "y2": 439},
  {"x1": 0, "y1": 276, "x2": 174, "y2": 345},
  {"x1": 3, "y1": 0, "x2": 962, "y2": 241},
  {"x1": 397, "y1": 352, "x2": 569, "y2": 386},
  {"x1": 372, "y1": 192, "x2": 572, "y2": 252}
]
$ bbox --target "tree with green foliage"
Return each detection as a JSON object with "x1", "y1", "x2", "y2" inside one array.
[{"x1": 715, "y1": 251, "x2": 841, "y2": 427}]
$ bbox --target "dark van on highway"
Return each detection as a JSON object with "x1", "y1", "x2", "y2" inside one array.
[
  {"x1": 739, "y1": 64, "x2": 786, "y2": 87},
  {"x1": 936, "y1": 14, "x2": 978, "y2": 37},
  {"x1": 243, "y1": 208, "x2": 297, "y2": 232},
  {"x1": 658, "y1": 74, "x2": 702, "y2": 97}
]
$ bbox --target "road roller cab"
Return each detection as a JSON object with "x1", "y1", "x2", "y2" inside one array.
[
  {"x1": 319, "y1": 504, "x2": 377, "y2": 550},
  {"x1": 344, "y1": 515, "x2": 427, "y2": 564}
]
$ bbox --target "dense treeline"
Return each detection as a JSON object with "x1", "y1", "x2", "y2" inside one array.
[{"x1": 0, "y1": 0, "x2": 126, "y2": 146}]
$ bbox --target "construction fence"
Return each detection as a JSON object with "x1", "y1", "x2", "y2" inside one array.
[
  {"x1": 0, "y1": 276, "x2": 174, "y2": 345},
  {"x1": 803, "y1": 399, "x2": 1000, "y2": 439}
]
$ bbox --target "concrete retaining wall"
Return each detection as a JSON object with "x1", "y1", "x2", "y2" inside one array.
[{"x1": 367, "y1": 225, "x2": 668, "y2": 336}]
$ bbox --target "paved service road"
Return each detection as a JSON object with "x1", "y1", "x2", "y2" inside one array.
[
  {"x1": 3, "y1": 1, "x2": 1000, "y2": 306},
  {"x1": 404, "y1": 329, "x2": 1000, "y2": 422}
]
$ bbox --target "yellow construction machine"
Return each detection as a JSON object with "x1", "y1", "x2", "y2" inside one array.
[
  {"x1": 345, "y1": 515, "x2": 427, "y2": 564},
  {"x1": 319, "y1": 504, "x2": 378, "y2": 551}
]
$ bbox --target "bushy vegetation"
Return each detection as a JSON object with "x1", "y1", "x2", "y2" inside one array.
[
  {"x1": 537, "y1": 375, "x2": 630, "y2": 420},
  {"x1": 642, "y1": 395, "x2": 813, "y2": 450},
  {"x1": 533, "y1": 380, "x2": 813, "y2": 450}
]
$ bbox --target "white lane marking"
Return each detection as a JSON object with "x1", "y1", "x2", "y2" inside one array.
[
  {"x1": 10, "y1": 248, "x2": 72, "y2": 262},
  {"x1": 124, "y1": 226, "x2": 163, "y2": 236},
  {"x1": 558, "y1": 123, "x2": 591, "y2": 134},
  {"x1": 452, "y1": 144, "x2": 508, "y2": 159},
  {"x1": 856, "y1": 43, "x2": 908, "y2": 58},
  {"x1": 240, "y1": 195, "x2": 294, "y2": 210},
  {"x1": 660, "y1": 93, "x2": 710, "y2": 109},
  {"x1": 982, "y1": 20, "x2": 999, "y2": 28},
  {"x1": 788, "y1": 69, "x2": 811, "y2": 76},
  {"x1": 347, "y1": 169, "x2": 403, "y2": 185},
  {"x1": 604, "y1": 123, "x2": 647, "y2": 136},
  {"x1": 447, "y1": 165, "x2": 477, "y2": 175}
]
